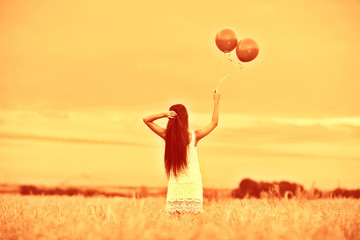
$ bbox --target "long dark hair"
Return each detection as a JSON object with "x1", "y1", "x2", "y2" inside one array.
[{"x1": 164, "y1": 104, "x2": 190, "y2": 178}]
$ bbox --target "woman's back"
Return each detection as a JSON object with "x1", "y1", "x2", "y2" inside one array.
[
  {"x1": 167, "y1": 131, "x2": 202, "y2": 185},
  {"x1": 166, "y1": 131, "x2": 203, "y2": 214}
]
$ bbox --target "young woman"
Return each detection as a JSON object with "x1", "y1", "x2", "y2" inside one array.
[{"x1": 143, "y1": 90, "x2": 220, "y2": 215}]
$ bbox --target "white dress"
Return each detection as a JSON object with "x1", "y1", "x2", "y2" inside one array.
[{"x1": 165, "y1": 131, "x2": 204, "y2": 214}]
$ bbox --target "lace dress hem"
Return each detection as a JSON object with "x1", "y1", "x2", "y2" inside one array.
[{"x1": 166, "y1": 198, "x2": 204, "y2": 214}]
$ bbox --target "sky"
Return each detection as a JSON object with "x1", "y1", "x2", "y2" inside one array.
[{"x1": 0, "y1": 0, "x2": 360, "y2": 190}]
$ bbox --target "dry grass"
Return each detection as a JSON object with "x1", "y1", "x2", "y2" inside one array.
[{"x1": 1, "y1": 195, "x2": 359, "y2": 240}]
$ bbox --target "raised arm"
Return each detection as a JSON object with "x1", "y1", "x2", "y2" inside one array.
[
  {"x1": 143, "y1": 111, "x2": 177, "y2": 140},
  {"x1": 195, "y1": 90, "x2": 220, "y2": 143}
]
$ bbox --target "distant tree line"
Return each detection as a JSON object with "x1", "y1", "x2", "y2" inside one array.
[
  {"x1": 16, "y1": 179, "x2": 360, "y2": 199},
  {"x1": 331, "y1": 188, "x2": 360, "y2": 198},
  {"x1": 19, "y1": 185, "x2": 133, "y2": 198},
  {"x1": 16, "y1": 184, "x2": 225, "y2": 199},
  {"x1": 232, "y1": 178, "x2": 360, "y2": 199}
]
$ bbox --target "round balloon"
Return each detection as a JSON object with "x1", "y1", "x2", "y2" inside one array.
[
  {"x1": 215, "y1": 28, "x2": 238, "y2": 53},
  {"x1": 236, "y1": 38, "x2": 259, "y2": 62}
]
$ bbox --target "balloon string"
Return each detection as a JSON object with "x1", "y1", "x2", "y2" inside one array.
[
  {"x1": 216, "y1": 72, "x2": 230, "y2": 92},
  {"x1": 218, "y1": 52, "x2": 226, "y2": 90},
  {"x1": 216, "y1": 60, "x2": 244, "y2": 92},
  {"x1": 218, "y1": 52, "x2": 230, "y2": 92}
]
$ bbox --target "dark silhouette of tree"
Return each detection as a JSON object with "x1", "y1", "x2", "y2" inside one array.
[{"x1": 232, "y1": 178, "x2": 305, "y2": 199}]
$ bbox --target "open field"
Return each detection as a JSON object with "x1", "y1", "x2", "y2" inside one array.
[{"x1": 1, "y1": 195, "x2": 359, "y2": 240}]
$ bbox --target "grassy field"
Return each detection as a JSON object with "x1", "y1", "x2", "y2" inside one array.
[{"x1": 1, "y1": 195, "x2": 359, "y2": 240}]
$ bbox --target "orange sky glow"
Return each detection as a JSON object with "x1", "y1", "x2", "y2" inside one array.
[{"x1": 1, "y1": 0, "x2": 360, "y2": 190}]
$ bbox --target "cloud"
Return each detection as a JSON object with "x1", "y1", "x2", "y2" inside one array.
[
  {"x1": 202, "y1": 144, "x2": 360, "y2": 162},
  {"x1": 193, "y1": 113, "x2": 360, "y2": 162},
  {"x1": 192, "y1": 112, "x2": 360, "y2": 129},
  {"x1": 0, "y1": 132, "x2": 151, "y2": 147}
]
